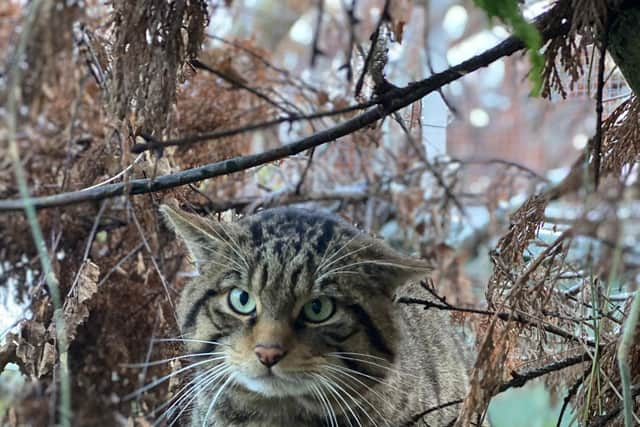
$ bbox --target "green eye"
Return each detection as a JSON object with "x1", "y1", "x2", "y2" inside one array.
[
  {"x1": 228, "y1": 288, "x2": 256, "y2": 315},
  {"x1": 302, "y1": 296, "x2": 335, "y2": 323}
]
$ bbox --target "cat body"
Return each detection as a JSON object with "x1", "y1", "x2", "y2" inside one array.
[{"x1": 161, "y1": 205, "x2": 469, "y2": 427}]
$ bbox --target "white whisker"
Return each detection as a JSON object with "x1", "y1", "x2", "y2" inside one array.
[
  {"x1": 307, "y1": 376, "x2": 338, "y2": 427},
  {"x1": 317, "y1": 242, "x2": 374, "y2": 277},
  {"x1": 161, "y1": 366, "x2": 231, "y2": 427},
  {"x1": 202, "y1": 373, "x2": 236, "y2": 427},
  {"x1": 316, "y1": 233, "x2": 363, "y2": 273},
  {"x1": 319, "y1": 258, "x2": 428, "y2": 282},
  {"x1": 152, "y1": 337, "x2": 229, "y2": 347},
  {"x1": 324, "y1": 363, "x2": 422, "y2": 402},
  {"x1": 125, "y1": 356, "x2": 225, "y2": 400},
  {"x1": 314, "y1": 373, "x2": 361, "y2": 427},
  {"x1": 203, "y1": 221, "x2": 251, "y2": 273},
  {"x1": 328, "y1": 354, "x2": 421, "y2": 379},
  {"x1": 188, "y1": 239, "x2": 246, "y2": 272},
  {"x1": 124, "y1": 352, "x2": 226, "y2": 368},
  {"x1": 323, "y1": 369, "x2": 385, "y2": 427},
  {"x1": 323, "y1": 367, "x2": 392, "y2": 427},
  {"x1": 153, "y1": 364, "x2": 228, "y2": 425},
  {"x1": 328, "y1": 352, "x2": 395, "y2": 363}
]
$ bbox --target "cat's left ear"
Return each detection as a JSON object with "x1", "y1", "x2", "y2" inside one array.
[
  {"x1": 160, "y1": 204, "x2": 241, "y2": 265},
  {"x1": 361, "y1": 237, "x2": 433, "y2": 291}
]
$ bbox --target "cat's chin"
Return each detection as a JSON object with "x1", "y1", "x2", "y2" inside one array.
[{"x1": 234, "y1": 372, "x2": 311, "y2": 398}]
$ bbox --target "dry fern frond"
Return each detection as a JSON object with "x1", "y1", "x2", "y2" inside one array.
[{"x1": 601, "y1": 97, "x2": 640, "y2": 176}]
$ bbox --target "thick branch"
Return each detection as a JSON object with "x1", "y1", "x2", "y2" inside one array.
[{"x1": 0, "y1": 9, "x2": 570, "y2": 212}]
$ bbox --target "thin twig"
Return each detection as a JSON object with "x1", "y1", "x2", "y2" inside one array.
[
  {"x1": 0, "y1": 8, "x2": 572, "y2": 212},
  {"x1": 392, "y1": 112, "x2": 467, "y2": 217},
  {"x1": 4, "y1": 0, "x2": 71, "y2": 425},
  {"x1": 191, "y1": 59, "x2": 294, "y2": 115},
  {"x1": 131, "y1": 100, "x2": 377, "y2": 154},
  {"x1": 617, "y1": 292, "x2": 640, "y2": 427},
  {"x1": 587, "y1": 384, "x2": 640, "y2": 427},
  {"x1": 96, "y1": 242, "x2": 145, "y2": 288},
  {"x1": 397, "y1": 296, "x2": 595, "y2": 346},
  {"x1": 206, "y1": 33, "x2": 319, "y2": 94},
  {"x1": 310, "y1": 0, "x2": 325, "y2": 67},
  {"x1": 66, "y1": 200, "x2": 108, "y2": 299},
  {"x1": 340, "y1": 0, "x2": 359, "y2": 81},
  {"x1": 127, "y1": 202, "x2": 178, "y2": 326},
  {"x1": 404, "y1": 350, "x2": 592, "y2": 426},
  {"x1": 556, "y1": 367, "x2": 590, "y2": 427},
  {"x1": 593, "y1": 22, "x2": 608, "y2": 189}
]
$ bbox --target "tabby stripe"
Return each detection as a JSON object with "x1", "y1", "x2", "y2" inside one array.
[
  {"x1": 347, "y1": 304, "x2": 394, "y2": 357},
  {"x1": 290, "y1": 264, "x2": 303, "y2": 290},
  {"x1": 197, "y1": 333, "x2": 223, "y2": 354},
  {"x1": 315, "y1": 220, "x2": 334, "y2": 255},
  {"x1": 258, "y1": 263, "x2": 269, "y2": 293},
  {"x1": 205, "y1": 306, "x2": 226, "y2": 332},
  {"x1": 335, "y1": 345, "x2": 385, "y2": 380},
  {"x1": 322, "y1": 325, "x2": 359, "y2": 343},
  {"x1": 182, "y1": 289, "x2": 217, "y2": 330}
]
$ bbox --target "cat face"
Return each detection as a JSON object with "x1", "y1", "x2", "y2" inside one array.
[{"x1": 161, "y1": 205, "x2": 430, "y2": 409}]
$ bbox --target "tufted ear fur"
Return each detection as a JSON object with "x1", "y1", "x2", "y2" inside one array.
[
  {"x1": 354, "y1": 234, "x2": 434, "y2": 292},
  {"x1": 160, "y1": 204, "x2": 240, "y2": 267}
]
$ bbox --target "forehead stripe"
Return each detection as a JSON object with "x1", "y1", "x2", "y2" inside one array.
[
  {"x1": 314, "y1": 220, "x2": 335, "y2": 254},
  {"x1": 182, "y1": 288, "x2": 217, "y2": 330}
]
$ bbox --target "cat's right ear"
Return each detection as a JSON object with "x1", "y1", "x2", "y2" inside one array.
[{"x1": 160, "y1": 204, "x2": 236, "y2": 264}]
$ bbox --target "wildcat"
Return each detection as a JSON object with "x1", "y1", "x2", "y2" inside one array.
[{"x1": 159, "y1": 204, "x2": 470, "y2": 427}]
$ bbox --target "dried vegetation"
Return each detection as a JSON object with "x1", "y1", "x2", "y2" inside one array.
[{"x1": 0, "y1": 0, "x2": 639, "y2": 426}]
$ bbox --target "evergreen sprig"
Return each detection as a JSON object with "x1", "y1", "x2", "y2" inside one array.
[{"x1": 474, "y1": 0, "x2": 544, "y2": 95}]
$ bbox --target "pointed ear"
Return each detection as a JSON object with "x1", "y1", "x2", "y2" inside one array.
[
  {"x1": 159, "y1": 204, "x2": 238, "y2": 264},
  {"x1": 361, "y1": 237, "x2": 433, "y2": 290}
]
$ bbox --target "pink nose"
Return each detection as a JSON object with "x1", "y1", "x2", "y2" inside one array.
[{"x1": 254, "y1": 345, "x2": 286, "y2": 368}]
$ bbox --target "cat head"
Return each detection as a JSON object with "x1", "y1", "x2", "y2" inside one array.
[{"x1": 161, "y1": 205, "x2": 430, "y2": 401}]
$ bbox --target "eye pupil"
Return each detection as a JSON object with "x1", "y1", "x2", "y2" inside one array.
[
  {"x1": 228, "y1": 288, "x2": 256, "y2": 315},
  {"x1": 239, "y1": 291, "x2": 249, "y2": 305},
  {"x1": 302, "y1": 296, "x2": 335, "y2": 323},
  {"x1": 311, "y1": 299, "x2": 322, "y2": 314}
]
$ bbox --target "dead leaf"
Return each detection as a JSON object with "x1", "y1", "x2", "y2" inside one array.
[
  {"x1": 36, "y1": 343, "x2": 55, "y2": 378},
  {"x1": 55, "y1": 260, "x2": 100, "y2": 349}
]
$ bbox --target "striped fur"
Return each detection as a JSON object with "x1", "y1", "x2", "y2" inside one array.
[{"x1": 161, "y1": 205, "x2": 470, "y2": 426}]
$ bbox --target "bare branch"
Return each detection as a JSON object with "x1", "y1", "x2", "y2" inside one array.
[{"x1": 0, "y1": 8, "x2": 571, "y2": 212}]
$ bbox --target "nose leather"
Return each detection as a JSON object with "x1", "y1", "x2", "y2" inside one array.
[{"x1": 254, "y1": 345, "x2": 286, "y2": 367}]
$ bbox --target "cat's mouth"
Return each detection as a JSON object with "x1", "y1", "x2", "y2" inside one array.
[{"x1": 234, "y1": 370, "x2": 312, "y2": 397}]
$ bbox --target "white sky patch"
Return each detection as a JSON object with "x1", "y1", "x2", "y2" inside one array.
[
  {"x1": 449, "y1": 80, "x2": 463, "y2": 97},
  {"x1": 388, "y1": 42, "x2": 404, "y2": 62},
  {"x1": 208, "y1": 7, "x2": 233, "y2": 38},
  {"x1": 469, "y1": 108, "x2": 490, "y2": 127},
  {"x1": 482, "y1": 60, "x2": 505, "y2": 88},
  {"x1": 289, "y1": 16, "x2": 313, "y2": 45},
  {"x1": 492, "y1": 25, "x2": 510, "y2": 39},
  {"x1": 523, "y1": 0, "x2": 554, "y2": 20},
  {"x1": 369, "y1": 7, "x2": 381, "y2": 22},
  {"x1": 0, "y1": 280, "x2": 29, "y2": 338},
  {"x1": 572, "y1": 133, "x2": 588, "y2": 150},
  {"x1": 443, "y1": 5, "x2": 468, "y2": 39},
  {"x1": 446, "y1": 30, "x2": 503, "y2": 66}
]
